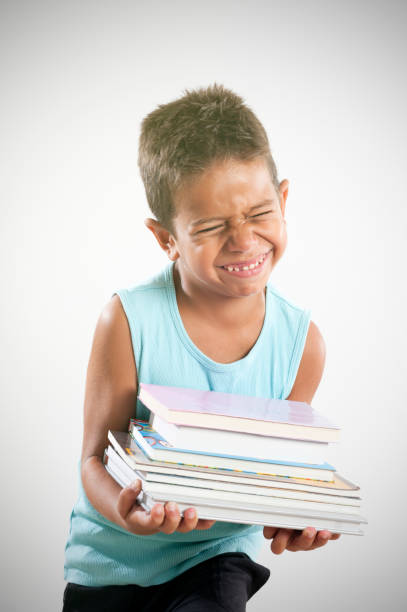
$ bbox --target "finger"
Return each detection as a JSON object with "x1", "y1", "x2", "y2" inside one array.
[
  {"x1": 263, "y1": 526, "x2": 279, "y2": 540},
  {"x1": 159, "y1": 502, "x2": 182, "y2": 534},
  {"x1": 270, "y1": 528, "x2": 293, "y2": 555},
  {"x1": 194, "y1": 519, "x2": 216, "y2": 530},
  {"x1": 296, "y1": 529, "x2": 337, "y2": 551},
  {"x1": 117, "y1": 480, "x2": 143, "y2": 519},
  {"x1": 286, "y1": 527, "x2": 317, "y2": 551},
  {"x1": 309, "y1": 530, "x2": 335, "y2": 550},
  {"x1": 127, "y1": 502, "x2": 165, "y2": 532},
  {"x1": 176, "y1": 508, "x2": 199, "y2": 533}
]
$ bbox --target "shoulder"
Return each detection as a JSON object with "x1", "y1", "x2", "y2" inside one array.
[
  {"x1": 117, "y1": 266, "x2": 173, "y2": 297},
  {"x1": 114, "y1": 266, "x2": 173, "y2": 318},
  {"x1": 287, "y1": 321, "x2": 326, "y2": 403},
  {"x1": 97, "y1": 294, "x2": 129, "y2": 334},
  {"x1": 266, "y1": 284, "x2": 306, "y2": 316},
  {"x1": 302, "y1": 321, "x2": 326, "y2": 362},
  {"x1": 266, "y1": 285, "x2": 310, "y2": 347},
  {"x1": 91, "y1": 295, "x2": 136, "y2": 377}
]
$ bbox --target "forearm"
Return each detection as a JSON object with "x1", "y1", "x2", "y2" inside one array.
[{"x1": 81, "y1": 455, "x2": 127, "y2": 529}]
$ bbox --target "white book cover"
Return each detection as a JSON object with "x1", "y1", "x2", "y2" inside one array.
[
  {"x1": 106, "y1": 445, "x2": 361, "y2": 508},
  {"x1": 105, "y1": 457, "x2": 365, "y2": 535},
  {"x1": 108, "y1": 430, "x2": 361, "y2": 498},
  {"x1": 149, "y1": 413, "x2": 332, "y2": 465},
  {"x1": 131, "y1": 420, "x2": 336, "y2": 481}
]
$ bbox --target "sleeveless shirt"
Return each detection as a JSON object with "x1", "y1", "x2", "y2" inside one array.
[{"x1": 64, "y1": 263, "x2": 310, "y2": 587}]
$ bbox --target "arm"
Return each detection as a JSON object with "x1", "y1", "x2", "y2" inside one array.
[
  {"x1": 81, "y1": 295, "x2": 214, "y2": 535},
  {"x1": 286, "y1": 320, "x2": 326, "y2": 404},
  {"x1": 263, "y1": 321, "x2": 341, "y2": 553}
]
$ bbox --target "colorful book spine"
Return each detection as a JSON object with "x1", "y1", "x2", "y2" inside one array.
[{"x1": 129, "y1": 419, "x2": 335, "y2": 480}]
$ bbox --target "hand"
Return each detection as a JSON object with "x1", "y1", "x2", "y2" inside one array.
[
  {"x1": 117, "y1": 480, "x2": 216, "y2": 535},
  {"x1": 263, "y1": 526, "x2": 341, "y2": 554}
]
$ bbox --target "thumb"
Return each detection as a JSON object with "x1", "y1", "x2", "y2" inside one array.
[{"x1": 117, "y1": 480, "x2": 143, "y2": 519}]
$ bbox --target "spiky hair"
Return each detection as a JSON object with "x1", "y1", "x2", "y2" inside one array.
[{"x1": 138, "y1": 84, "x2": 279, "y2": 231}]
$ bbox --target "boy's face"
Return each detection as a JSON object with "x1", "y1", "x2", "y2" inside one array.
[{"x1": 151, "y1": 157, "x2": 287, "y2": 300}]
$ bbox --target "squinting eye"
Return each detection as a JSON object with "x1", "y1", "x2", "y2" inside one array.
[
  {"x1": 196, "y1": 224, "x2": 224, "y2": 234},
  {"x1": 251, "y1": 210, "x2": 273, "y2": 218}
]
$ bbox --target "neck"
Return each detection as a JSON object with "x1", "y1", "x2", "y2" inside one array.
[{"x1": 172, "y1": 262, "x2": 267, "y2": 328}]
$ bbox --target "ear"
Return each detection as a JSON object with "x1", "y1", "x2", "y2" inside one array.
[
  {"x1": 144, "y1": 218, "x2": 180, "y2": 261},
  {"x1": 278, "y1": 179, "x2": 289, "y2": 218}
]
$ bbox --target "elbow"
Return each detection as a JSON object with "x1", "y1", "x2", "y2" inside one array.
[{"x1": 81, "y1": 454, "x2": 103, "y2": 483}]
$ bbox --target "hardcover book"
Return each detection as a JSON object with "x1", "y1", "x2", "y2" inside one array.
[
  {"x1": 130, "y1": 419, "x2": 336, "y2": 481},
  {"x1": 105, "y1": 448, "x2": 366, "y2": 535},
  {"x1": 108, "y1": 430, "x2": 359, "y2": 496},
  {"x1": 106, "y1": 443, "x2": 361, "y2": 508},
  {"x1": 139, "y1": 383, "x2": 340, "y2": 442},
  {"x1": 149, "y1": 413, "x2": 331, "y2": 465}
]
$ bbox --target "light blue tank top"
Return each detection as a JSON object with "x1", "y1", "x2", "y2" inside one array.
[{"x1": 64, "y1": 264, "x2": 310, "y2": 587}]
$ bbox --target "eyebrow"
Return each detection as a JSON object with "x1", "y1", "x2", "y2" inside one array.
[{"x1": 190, "y1": 200, "x2": 275, "y2": 227}]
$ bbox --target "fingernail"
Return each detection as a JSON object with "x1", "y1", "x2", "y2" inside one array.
[
  {"x1": 152, "y1": 504, "x2": 164, "y2": 517},
  {"x1": 305, "y1": 528, "x2": 316, "y2": 538},
  {"x1": 167, "y1": 502, "x2": 176, "y2": 513},
  {"x1": 185, "y1": 509, "x2": 196, "y2": 519}
]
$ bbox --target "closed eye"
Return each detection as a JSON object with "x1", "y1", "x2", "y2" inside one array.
[
  {"x1": 250, "y1": 210, "x2": 273, "y2": 218},
  {"x1": 195, "y1": 224, "x2": 224, "y2": 234},
  {"x1": 195, "y1": 210, "x2": 273, "y2": 234}
]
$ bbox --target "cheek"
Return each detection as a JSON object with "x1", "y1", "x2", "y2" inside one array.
[
  {"x1": 196, "y1": 244, "x2": 224, "y2": 276},
  {"x1": 274, "y1": 224, "x2": 287, "y2": 256},
  {"x1": 184, "y1": 243, "x2": 215, "y2": 271},
  {"x1": 192, "y1": 238, "x2": 220, "y2": 258},
  {"x1": 261, "y1": 220, "x2": 286, "y2": 244},
  {"x1": 262, "y1": 221, "x2": 287, "y2": 257}
]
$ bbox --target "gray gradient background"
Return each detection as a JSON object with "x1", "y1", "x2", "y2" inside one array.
[{"x1": 1, "y1": 1, "x2": 406, "y2": 610}]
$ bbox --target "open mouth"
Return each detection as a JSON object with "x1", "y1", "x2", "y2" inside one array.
[{"x1": 218, "y1": 250, "x2": 271, "y2": 275}]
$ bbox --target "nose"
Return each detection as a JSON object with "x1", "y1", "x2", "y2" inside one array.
[{"x1": 226, "y1": 220, "x2": 257, "y2": 252}]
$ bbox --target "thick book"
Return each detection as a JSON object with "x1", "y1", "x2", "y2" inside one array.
[
  {"x1": 105, "y1": 451, "x2": 366, "y2": 535},
  {"x1": 106, "y1": 446, "x2": 360, "y2": 516},
  {"x1": 130, "y1": 420, "x2": 336, "y2": 481},
  {"x1": 148, "y1": 413, "x2": 330, "y2": 465},
  {"x1": 108, "y1": 430, "x2": 360, "y2": 497},
  {"x1": 106, "y1": 444, "x2": 361, "y2": 509},
  {"x1": 139, "y1": 383, "x2": 340, "y2": 443}
]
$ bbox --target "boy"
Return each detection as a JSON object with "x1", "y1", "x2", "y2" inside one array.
[{"x1": 64, "y1": 85, "x2": 339, "y2": 611}]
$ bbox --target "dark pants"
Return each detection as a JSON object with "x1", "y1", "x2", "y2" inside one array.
[{"x1": 62, "y1": 552, "x2": 270, "y2": 612}]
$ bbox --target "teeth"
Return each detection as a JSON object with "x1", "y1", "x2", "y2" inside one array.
[{"x1": 223, "y1": 254, "x2": 267, "y2": 272}]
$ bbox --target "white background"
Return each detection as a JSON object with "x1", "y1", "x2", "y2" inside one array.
[{"x1": 1, "y1": 1, "x2": 406, "y2": 610}]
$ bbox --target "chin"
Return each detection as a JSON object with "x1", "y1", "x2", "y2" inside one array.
[{"x1": 232, "y1": 281, "x2": 267, "y2": 298}]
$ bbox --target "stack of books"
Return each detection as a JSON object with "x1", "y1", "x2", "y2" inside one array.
[{"x1": 104, "y1": 383, "x2": 366, "y2": 535}]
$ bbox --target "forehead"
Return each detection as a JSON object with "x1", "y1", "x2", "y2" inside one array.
[{"x1": 173, "y1": 158, "x2": 277, "y2": 223}]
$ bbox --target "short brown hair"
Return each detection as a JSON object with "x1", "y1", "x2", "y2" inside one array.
[{"x1": 138, "y1": 84, "x2": 279, "y2": 232}]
